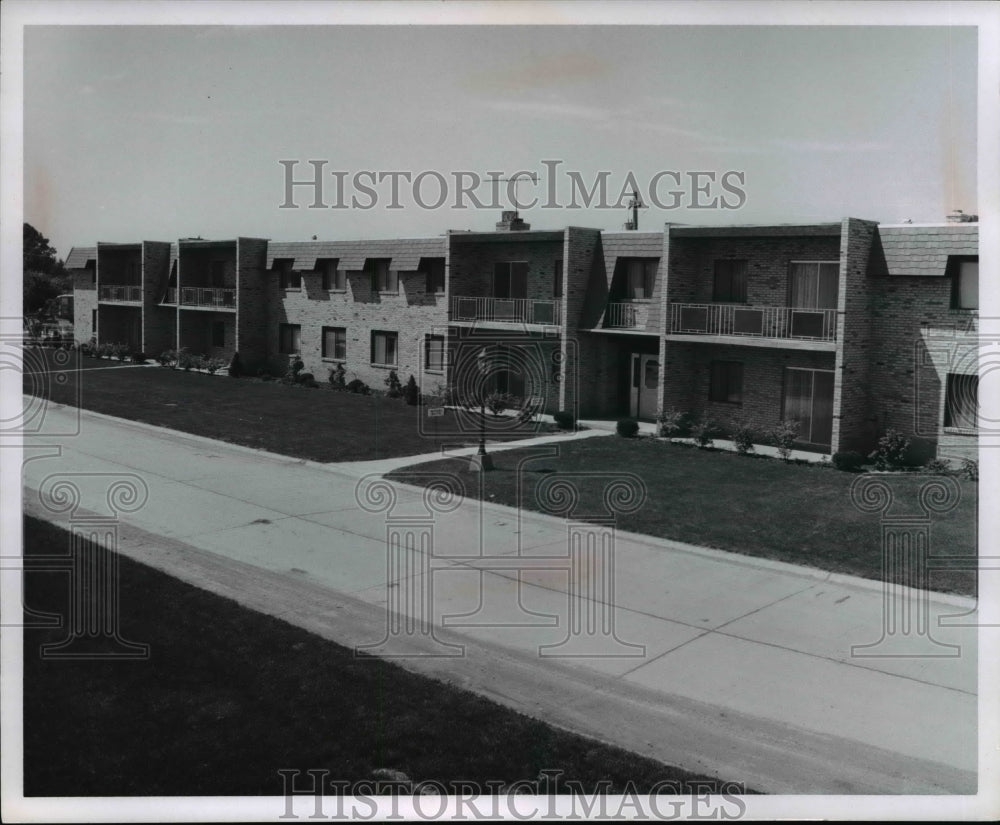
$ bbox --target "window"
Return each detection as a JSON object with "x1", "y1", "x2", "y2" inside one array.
[
  {"x1": 321, "y1": 259, "x2": 345, "y2": 291},
  {"x1": 371, "y1": 331, "x2": 398, "y2": 365},
  {"x1": 425, "y1": 335, "x2": 446, "y2": 371},
  {"x1": 210, "y1": 321, "x2": 225, "y2": 348},
  {"x1": 709, "y1": 361, "x2": 743, "y2": 404},
  {"x1": 210, "y1": 260, "x2": 225, "y2": 287},
  {"x1": 624, "y1": 259, "x2": 657, "y2": 300},
  {"x1": 422, "y1": 258, "x2": 445, "y2": 295},
  {"x1": 789, "y1": 262, "x2": 838, "y2": 309},
  {"x1": 278, "y1": 323, "x2": 301, "y2": 355},
  {"x1": 951, "y1": 258, "x2": 979, "y2": 310},
  {"x1": 713, "y1": 260, "x2": 748, "y2": 303},
  {"x1": 321, "y1": 326, "x2": 346, "y2": 360},
  {"x1": 945, "y1": 373, "x2": 977, "y2": 429},
  {"x1": 554, "y1": 260, "x2": 563, "y2": 299},
  {"x1": 370, "y1": 259, "x2": 396, "y2": 293},
  {"x1": 783, "y1": 368, "x2": 835, "y2": 446},
  {"x1": 91, "y1": 309, "x2": 96, "y2": 332},
  {"x1": 275, "y1": 259, "x2": 300, "y2": 291},
  {"x1": 493, "y1": 262, "x2": 529, "y2": 299}
]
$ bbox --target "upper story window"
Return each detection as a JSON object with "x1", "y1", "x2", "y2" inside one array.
[
  {"x1": 789, "y1": 261, "x2": 839, "y2": 309},
  {"x1": 713, "y1": 260, "x2": 747, "y2": 303},
  {"x1": 210, "y1": 260, "x2": 226, "y2": 287},
  {"x1": 320, "y1": 259, "x2": 345, "y2": 291},
  {"x1": 421, "y1": 258, "x2": 445, "y2": 295},
  {"x1": 369, "y1": 259, "x2": 396, "y2": 293},
  {"x1": 623, "y1": 259, "x2": 657, "y2": 301},
  {"x1": 493, "y1": 262, "x2": 529, "y2": 299},
  {"x1": 554, "y1": 260, "x2": 563, "y2": 299},
  {"x1": 275, "y1": 259, "x2": 300, "y2": 291},
  {"x1": 951, "y1": 257, "x2": 979, "y2": 310}
]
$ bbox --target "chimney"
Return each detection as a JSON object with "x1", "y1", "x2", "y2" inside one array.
[
  {"x1": 946, "y1": 209, "x2": 978, "y2": 223},
  {"x1": 495, "y1": 210, "x2": 530, "y2": 232}
]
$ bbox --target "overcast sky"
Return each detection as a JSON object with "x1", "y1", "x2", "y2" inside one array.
[{"x1": 24, "y1": 22, "x2": 977, "y2": 258}]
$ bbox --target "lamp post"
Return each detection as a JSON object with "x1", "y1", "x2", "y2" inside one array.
[{"x1": 468, "y1": 346, "x2": 494, "y2": 472}]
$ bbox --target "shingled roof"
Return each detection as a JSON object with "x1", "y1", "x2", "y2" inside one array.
[
  {"x1": 600, "y1": 232, "x2": 663, "y2": 275},
  {"x1": 265, "y1": 237, "x2": 445, "y2": 271},
  {"x1": 878, "y1": 224, "x2": 978, "y2": 277},
  {"x1": 65, "y1": 246, "x2": 97, "y2": 269}
]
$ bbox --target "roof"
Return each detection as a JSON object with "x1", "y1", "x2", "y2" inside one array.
[
  {"x1": 601, "y1": 232, "x2": 663, "y2": 274},
  {"x1": 669, "y1": 223, "x2": 842, "y2": 238},
  {"x1": 265, "y1": 237, "x2": 445, "y2": 270},
  {"x1": 65, "y1": 247, "x2": 97, "y2": 269},
  {"x1": 878, "y1": 224, "x2": 978, "y2": 277}
]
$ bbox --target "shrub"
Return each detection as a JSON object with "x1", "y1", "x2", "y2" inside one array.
[
  {"x1": 485, "y1": 391, "x2": 518, "y2": 416},
  {"x1": 177, "y1": 350, "x2": 199, "y2": 371},
  {"x1": 553, "y1": 411, "x2": 575, "y2": 430},
  {"x1": 329, "y1": 363, "x2": 346, "y2": 390},
  {"x1": 616, "y1": 418, "x2": 639, "y2": 438},
  {"x1": 729, "y1": 419, "x2": 756, "y2": 454},
  {"x1": 110, "y1": 342, "x2": 129, "y2": 361},
  {"x1": 295, "y1": 371, "x2": 315, "y2": 384},
  {"x1": 868, "y1": 429, "x2": 911, "y2": 471},
  {"x1": 346, "y1": 378, "x2": 370, "y2": 395},
  {"x1": 404, "y1": 375, "x2": 420, "y2": 406},
  {"x1": 129, "y1": 350, "x2": 147, "y2": 364},
  {"x1": 657, "y1": 408, "x2": 690, "y2": 439},
  {"x1": 228, "y1": 352, "x2": 243, "y2": 378},
  {"x1": 832, "y1": 451, "x2": 865, "y2": 472},
  {"x1": 157, "y1": 349, "x2": 177, "y2": 368},
  {"x1": 205, "y1": 357, "x2": 228, "y2": 375},
  {"x1": 97, "y1": 342, "x2": 115, "y2": 359},
  {"x1": 385, "y1": 370, "x2": 403, "y2": 399},
  {"x1": 922, "y1": 457, "x2": 953, "y2": 476},
  {"x1": 690, "y1": 413, "x2": 718, "y2": 448},
  {"x1": 960, "y1": 458, "x2": 978, "y2": 481},
  {"x1": 517, "y1": 403, "x2": 536, "y2": 424},
  {"x1": 771, "y1": 419, "x2": 800, "y2": 461}
]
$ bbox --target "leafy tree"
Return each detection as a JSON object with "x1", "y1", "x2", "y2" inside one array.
[
  {"x1": 24, "y1": 223, "x2": 60, "y2": 274},
  {"x1": 23, "y1": 223, "x2": 69, "y2": 315}
]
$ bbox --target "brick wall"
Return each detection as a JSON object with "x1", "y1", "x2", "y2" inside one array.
[
  {"x1": 142, "y1": 241, "x2": 174, "y2": 356},
  {"x1": 448, "y1": 237, "x2": 564, "y2": 302},
  {"x1": 71, "y1": 267, "x2": 97, "y2": 344},
  {"x1": 235, "y1": 238, "x2": 269, "y2": 370},
  {"x1": 560, "y1": 227, "x2": 601, "y2": 414}
]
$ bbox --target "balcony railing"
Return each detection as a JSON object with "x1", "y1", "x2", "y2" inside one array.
[
  {"x1": 98, "y1": 284, "x2": 142, "y2": 303},
  {"x1": 180, "y1": 287, "x2": 236, "y2": 309},
  {"x1": 667, "y1": 303, "x2": 837, "y2": 342},
  {"x1": 605, "y1": 302, "x2": 651, "y2": 329},
  {"x1": 450, "y1": 296, "x2": 562, "y2": 325}
]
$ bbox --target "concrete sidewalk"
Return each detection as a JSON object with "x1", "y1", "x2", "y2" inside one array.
[{"x1": 20, "y1": 404, "x2": 978, "y2": 794}]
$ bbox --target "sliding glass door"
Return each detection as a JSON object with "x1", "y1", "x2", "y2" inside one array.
[{"x1": 783, "y1": 368, "x2": 834, "y2": 447}]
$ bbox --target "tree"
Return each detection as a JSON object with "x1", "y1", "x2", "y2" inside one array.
[
  {"x1": 24, "y1": 223, "x2": 60, "y2": 275},
  {"x1": 23, "y1": 223, "x2": 69, "y2": 315}
]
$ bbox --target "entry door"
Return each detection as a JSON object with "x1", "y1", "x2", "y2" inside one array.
[
  {"x1": 493, "y1": 262, "x2": 528, "y2": 299},
  {"x1": 630, "y1": 354, "x2": 659, "y2": 419},
  {"x1": 783, "y1": 368, "x2": 834, "y2": 446}
]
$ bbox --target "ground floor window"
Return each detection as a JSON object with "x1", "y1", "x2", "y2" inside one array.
[
  {"x1": 91, "y1": 309, "x2": 96, "y2": 334},
  {"x1": 709, "y1": 360, "x2": 743, "y2": 404},
  {"x1": 278, "y1": 323, "x2": 301, "y2": 355},
  {"x1": 210, "y1": 320, "x2": 225, "y2": 348},
  {"x1": 425, "y1": 334, "x2": 446, "y2": 371},
  {"x1": 945, "y1": 373, "x2": 977, "y2": 429},
  {"x1": 322, "y1": 326, "x2": 346, "y2": 360},
  {"x1": 782, "y1": 368, "x2": 834, "y2": 446},
  {"x1": 371, "y1": 330, "x2": 398, "y2": 366}
]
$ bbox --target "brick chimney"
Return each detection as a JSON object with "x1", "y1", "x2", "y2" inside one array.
[{"x1": 495, "y1": 210, "x2": 531, "y2": 231}]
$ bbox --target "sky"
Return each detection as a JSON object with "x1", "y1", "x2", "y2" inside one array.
[{"x1": 22, "y1": 18, "x2": 979, "y2": 260}]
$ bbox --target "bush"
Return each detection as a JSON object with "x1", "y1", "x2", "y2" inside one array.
[
  {"x1": 97, "y1": 342, "x2": 115, "y2": 359},
  {"x1": 329, "y1": 363, "x2": 346, "y2": 390},
  {"x1": 771, "y1": 419, "x2": 800, "y2": 461},
  {"x1": 346, "y1": 378, "x2": 370, "y2": 395},
  {"x1": 177, "y1": 350, "x2": 201, "y2": 372},
  {"x1": 228, "y1": 352, "x2": 243, "y2": 378},
  {"x1": 110, "y1": 342, "x2": 129, "y2": 361},
  {"x1": 485, "y1": 391, "x2": 518, "y2": 416},
  {"x1": 729, "y1": 419, "x2": 756, "y2": 454},
  {"x1": 518, "y1": 403, "x2": 536, "y2": 424},
  {"x1": 922, "y1": 457, "x2": 953, "y2": 476},
  {"x1": 868, "y1": 429, "x2": 910, "y2": 471},
  {"x1": 130, "y1": 351, "x2": 147, "y2": 364},
  {"x1": 404, "y1": 375, "x2": 420, "y2": 406},
  {"x1": 617, "y1": 418, "x2": 639, "y2": 438},
  {"x1": 960, "y1": 458, "x2": 978, "y2": 481},
  {"x1": 657, "y1": 408, "x2": 690, "y2": 439},
  {"x1": 205, "y1": 357, "x2": 228, "y2": 375},
  {"x1": 690, "y1": 413, "x2": 718, "y2": 448},
  {"x1": 295, "y1": 371, "x2": 315, "y2": 385},
  {"x1": 157, "y1": 350, "x2": 177, "y2": 368},
  {"x1": 832, "y1": 451, "x2": 865, "y2": 472},
  {"x1": 385, "y1": 370, "x2": 403, "y2": 399},
  {"x1": 553, "y1": 411, "x2": 575, "y2": 430}
]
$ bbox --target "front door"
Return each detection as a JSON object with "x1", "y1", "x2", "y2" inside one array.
[{"x1": 629, "y1": 353, "x2": 659, "y2": 419}]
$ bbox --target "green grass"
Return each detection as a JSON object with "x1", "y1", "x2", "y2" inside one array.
[
  {"x1": 387, "y1": 438, "x2": 977, "y2": 596},
  {"x1": 21, "y1": 515, "x2": 742, "y2": 796},
  {"x1": 24, "y1": 350, "x2": 547, "y2": 462}
]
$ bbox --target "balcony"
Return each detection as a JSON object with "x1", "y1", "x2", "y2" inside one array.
[
  {"x1": 450, "y1": 296, "x2": 562, "y2": 326},
  {"x1": 98, "y1": 284, "x2": 142, "y2": 303},
  {"x1": 604, "y1": 302, "x2": 651, "y2": 329},
  {"x1": 180, "y1": 287, "x2": 236, "y2": 309},
  {"x1": 162, "y1": 287, "x2": 177, "y2": 304},
  {"x1": 667, "y1": 303, "x2": 837, "y2": 344}
]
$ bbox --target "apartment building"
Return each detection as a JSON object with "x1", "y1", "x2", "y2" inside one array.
[{"x1": 67, "y1": 212, "x2": 979, "y2": 462}]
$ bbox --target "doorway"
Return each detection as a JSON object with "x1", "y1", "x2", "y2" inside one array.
[{"x1": 629, "y1": 353, "x2": 659, "y2": 419}]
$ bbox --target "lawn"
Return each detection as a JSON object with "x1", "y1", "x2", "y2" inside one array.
[
  {"x1": 23, "y1": 349, "x2": 552, "y2": 462},
  {"x1": 386, "y1": 438, "x2": 978, "y2": 596},
  {"x1": 21, "y1": 515, "x2": 742, "y2": 796}
]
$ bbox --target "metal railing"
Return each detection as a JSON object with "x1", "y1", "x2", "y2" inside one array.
[
  {"x1": 179, "y1": 287, "x2": 236, "y2": 308},
  {"x1": 605, "y1": 302, "x2": 651, "y2": 329},
  {"x1": 98, "y1": 284, "x2": 142, "y2": 303},
  {"x1": 450, "y1": 296, "x2": 562, "y2": 325},
  {"x1": 667, "y1": 303, "x2": 837, "y2": 341}
]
